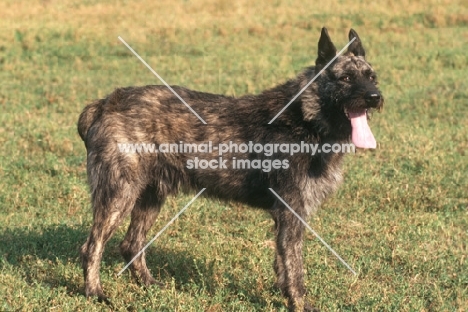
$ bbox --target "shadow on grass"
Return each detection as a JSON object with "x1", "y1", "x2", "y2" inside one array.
[{"x1": 0, "y1": 224, "x2": 278, "y2": 309}]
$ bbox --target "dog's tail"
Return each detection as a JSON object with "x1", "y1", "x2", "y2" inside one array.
[{"x1": 77, "y1": 99, "x2": 104, "y2": 142}]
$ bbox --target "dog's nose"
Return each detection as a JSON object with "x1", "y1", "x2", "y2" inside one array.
[{"x1": 365, "y1": 92, "x2": 381, "y2": 107}]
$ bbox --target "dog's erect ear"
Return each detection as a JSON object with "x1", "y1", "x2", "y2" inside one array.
[
  {"x1": 315, "y1": 27, "x2": 337, "y2": 71},
  {"x1": 347, "y1": 28, "x2": 366, "y2": 57}
]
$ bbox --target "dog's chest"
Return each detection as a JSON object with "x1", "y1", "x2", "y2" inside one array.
[{"x1": 298, "y1": 159, "x2": 344, "y2": 215}]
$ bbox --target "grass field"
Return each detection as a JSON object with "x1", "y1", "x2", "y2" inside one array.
[{"x1": 1, "y1": 0, "x2": 467, "y2": 311}]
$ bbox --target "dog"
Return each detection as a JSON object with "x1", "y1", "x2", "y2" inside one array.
[{"x1": 77, "y1": 27, "x2": 383, "y2": 311}]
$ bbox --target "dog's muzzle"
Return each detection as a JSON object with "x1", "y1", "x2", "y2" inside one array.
[
  {"x1": 364, "y1": 91, "x2": 382, "y2": 107},
  {"x1": 365, "y1": 91, "x2": 383, "y2": 112}
]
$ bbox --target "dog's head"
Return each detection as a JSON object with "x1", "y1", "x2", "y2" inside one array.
[{"x1": 314, "y1": 28, "x2": 384, "y2": 148}]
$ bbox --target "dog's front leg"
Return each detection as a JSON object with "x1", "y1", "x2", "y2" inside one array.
[{"x1": 274, "y1": 205, "x2": 317, "y2": 311}]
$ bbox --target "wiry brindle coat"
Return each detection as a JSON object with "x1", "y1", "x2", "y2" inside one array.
[{"x1": 78, "y1": 28, "x2": 383, "y2": 311}]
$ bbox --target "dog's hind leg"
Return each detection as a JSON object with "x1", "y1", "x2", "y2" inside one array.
[
  {"x1": 120, "y1": 185, "x2": 164, "y2": 286},
  {"x1": 80, "y1": 182, "x2": 139, "y2": 302}
]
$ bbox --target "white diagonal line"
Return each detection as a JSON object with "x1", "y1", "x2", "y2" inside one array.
[
  {"x1": 117, "y1": 188, "x2": 207, "y2": 276},
  {"x1": 268, "y1": 37, "x2": 357, "y2": 124},
  {"x1": 268, "y1": 188, "x2": 357, "y2": 275},
  {"x1": 118, "y1": 36, "x2": 207, "y2": 124}
]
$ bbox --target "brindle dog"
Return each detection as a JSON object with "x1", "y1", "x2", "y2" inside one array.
[{"x1": 78, "y1": 28, "x2": 383, "y2": 311}]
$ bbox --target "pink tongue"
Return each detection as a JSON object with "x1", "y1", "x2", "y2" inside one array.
[{"x1": 349, "y1": 111, "x2": 376, "y2": 149}]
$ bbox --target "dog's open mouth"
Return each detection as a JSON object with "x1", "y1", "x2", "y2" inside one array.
[{"x1": 345, "y1": 109, "x2": 376, "y2": 149}]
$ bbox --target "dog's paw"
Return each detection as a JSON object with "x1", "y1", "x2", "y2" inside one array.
[
  {"x1": 97, "y1": 294, "x2": 112, "y2": 306},
  {"x1": 85, "y1": 286, "x2": 112, "y2": 306},
  {"x1": 142, "y1": 277, "x2": 165, "y2": 289},
  {"x1": 303, "y1": 302, "x2": 320, "y2": 312},
  {"x1": 289, "y1": 300, "x2": 319, "y2": 312}
]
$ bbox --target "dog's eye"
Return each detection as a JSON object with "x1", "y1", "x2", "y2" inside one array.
[{"x1": 340, "y1": 76, "x2": 351, "y2": 82}]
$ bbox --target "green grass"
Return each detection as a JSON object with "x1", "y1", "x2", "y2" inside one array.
[{"x1": 1, "y1": 0, "x2": 467, "y2": 311}]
